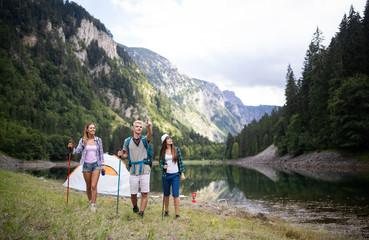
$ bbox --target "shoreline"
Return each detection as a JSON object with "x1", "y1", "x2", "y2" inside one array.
[
  {"x1": 2, "y1": 146, "x2": 369, "y2": 173},
  {"x1": 0, "y1": 152, "x2": 79, "y2": 171},
  {"x1": 1, "y1": 170, "x2": 347, "y2": 240},
  {"x1": 229, "y1": 145, "x2": 369, "y2": 177},
  {"x1": 2, "y1": 150, "x2": 368, "y2": 238}
]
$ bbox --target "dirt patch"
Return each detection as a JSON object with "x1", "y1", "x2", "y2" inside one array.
[{"x1": 181, "y1": 200, "x2": 266, "y2": 220}]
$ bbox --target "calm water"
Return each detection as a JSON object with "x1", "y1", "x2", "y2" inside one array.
[{"x1": 22, "y1": 163, "x2": 369, "y2": 238}]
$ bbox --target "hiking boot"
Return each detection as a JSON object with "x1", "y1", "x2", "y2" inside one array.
[
  {"x1": 138, "y1": 211, "x2": 144, "y2": 218},
  {"x1": 133, "y1": 206, "x2": 139, "y2": 213},
  {"x1": 164, "y1": 211, "x2": 169, "y2": 217},
  {"x1": 90, "y1": 203, "x2": 97, "y2": 212},
  {"x1": 175, "y1": 214, "x2": 180, "y2": 219}
]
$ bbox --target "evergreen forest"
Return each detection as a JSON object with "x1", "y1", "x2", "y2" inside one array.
[
  {"x1": 1, "y1": 0, "x2": 368, "y2": 162},
  {"x1": 227, "y1": 2, "x2": 369, "y2": 158}
]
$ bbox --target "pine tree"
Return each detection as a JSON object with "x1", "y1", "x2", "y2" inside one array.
[
  {"x1": 284, "y1": 64, "x2": 298, "y2": 118},
  {"x1": 225, "y1": 132, "x2": 234, "y2": 159},
  {"x1": 298, "y1": 27, "x2": 325, "y2": 149},
  {"x1": 336, "y1": 6, "x2": 364, "y2": 77},
  {"x1": 299, "y1": 28, "x2": 325, "y2": 125},
  {"x1": 361, "y1": 0, "x2": 369, "y2": 75}
]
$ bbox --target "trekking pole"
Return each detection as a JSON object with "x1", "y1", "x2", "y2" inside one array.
[
  {"x1": 116, "y1": 149, "x2": 122, "y2": 216},
  {"x1": 162, "y1": 165, "x2": 167, "y2": 220},
  {"x1": 67, "y1": 140, "x2": 73, "y2": 207}
]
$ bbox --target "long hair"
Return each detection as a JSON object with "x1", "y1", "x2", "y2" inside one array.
[
  {"x1": 158, "y1": 140, "x2": 178, "y2": 164},
  {"x1": 83, "y1": 123, "x2": 94, "y2": 147}
]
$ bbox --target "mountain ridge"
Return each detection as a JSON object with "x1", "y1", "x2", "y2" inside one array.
[{"x1": 122, "y1": 46, "x2": 278, "y2": 140}]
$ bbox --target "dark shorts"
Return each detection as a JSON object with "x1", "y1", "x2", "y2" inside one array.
[
  {"x1": 82, "y1": 161, "x2": 101, "y2": 172},
  {"x1": 162, "y1": 172, "x2": 180, "y2": 197}
]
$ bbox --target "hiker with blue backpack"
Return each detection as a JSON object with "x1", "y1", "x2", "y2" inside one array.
[
  {"x1": 159, "y1": 134, "x2": 186, "y2": 218},
  {"x1": 117, "y1": 119, "x2": 152, "y2": 218}
]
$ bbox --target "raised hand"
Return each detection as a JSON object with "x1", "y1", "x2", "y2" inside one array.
[{"x1": 146, "y1": 118, "x2": 152, "y2": 128}]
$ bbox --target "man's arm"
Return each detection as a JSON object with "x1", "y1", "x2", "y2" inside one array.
[
  {"x1": 146, "y1": 118, "x2": 152, "y2": 142},
  {"x1": 118, "y1": 139, "x2": 129, "y2": 159}
]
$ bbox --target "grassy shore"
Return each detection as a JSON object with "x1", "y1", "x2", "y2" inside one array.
[{"x1": 0, "y1": 170, "x2": 352, "y2": 240}]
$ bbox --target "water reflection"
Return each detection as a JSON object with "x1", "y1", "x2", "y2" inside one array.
[
  {"x1": 6, "y1": 163, "x2": 369, "y2": 237},
  {"x1": 150, "y1": 164, "x2": 369, "y2": 238},
  {"x1": 8, "y1": 163, "x2": 369, "y2": 207},
  {"x1": 151, "y1": 164, "x2": 369, "y2": 206}
]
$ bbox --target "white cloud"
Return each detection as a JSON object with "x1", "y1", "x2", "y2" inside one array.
[
  {"x1": 232, "y1": 86, "x2": 285, "y2": 107},
  {"x1": 73, "y1": 0, "x2": 366, "y2": 106}
]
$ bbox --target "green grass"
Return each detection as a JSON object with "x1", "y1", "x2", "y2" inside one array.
[{"x1": 0, "y1": 170, "x2": 352, "y2": 239}]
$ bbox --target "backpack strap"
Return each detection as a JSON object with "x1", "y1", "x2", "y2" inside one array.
[
  {"x1": 142, "y1": 136, "x2": 152, "y2": 168},
  {"x1": 130, "y1": 137, "x2": 148, "y2": 174},
  {"x1": 126, "y1": 137, "x2": 132, "y2": 167},
  {"x1": 127, "y1": 136, "x2": 152, "y2": 174},
  {"x1": 131, "y1": 159, "x2": 148, "y2": 174},
  {"x1": 141, "y1": 136, "x2": 148, "y2": 149}
]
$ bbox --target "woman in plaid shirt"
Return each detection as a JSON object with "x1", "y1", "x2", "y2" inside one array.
[
  {"x1": 68, "y1": 123, "x2": 105, "y2": 212},
  {"x1": 159, "y1": 134, "x2": 186, "y2": 218}
]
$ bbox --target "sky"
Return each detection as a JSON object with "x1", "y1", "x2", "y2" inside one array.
[{"x1": 71, "y1": 0, "x2": 366, "y2": 106}]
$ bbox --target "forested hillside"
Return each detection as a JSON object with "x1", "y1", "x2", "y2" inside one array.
[
  {"x1": 227, "y1": 2, "x2": 369, "y2": 159},
  {"x1": 0, "y1": 0, "x2": 224, "y2": 161},
  {"x1": 3, "y1": 0, "x2": 365, "y2": 162}
]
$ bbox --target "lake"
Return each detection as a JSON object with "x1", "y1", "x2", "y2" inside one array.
[{"x1": 21, "y1": 163, "x2": 369, "y2": 238}]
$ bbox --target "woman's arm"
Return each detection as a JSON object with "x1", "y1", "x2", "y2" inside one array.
[
  {"x1": 73, "y1": 138, "x2": 84, "y2": 154},
  {"x1": 177, "y1": 147, "x2": 186, "y2": 180},
  {"x1": 98, "y1": 137, "x2": 104, "y2": 166},
  {"x1": 177, "y1": 147, "x2": 185, "y2": 173}
]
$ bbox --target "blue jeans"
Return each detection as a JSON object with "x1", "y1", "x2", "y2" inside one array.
[
  {"x1": 82, "y1": 161, "x2": 101, "y2": 172},
  {"x1": 162, "y1": 173, "x2": 180, "y2": 197}
]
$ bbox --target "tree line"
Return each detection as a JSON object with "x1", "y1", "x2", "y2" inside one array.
[{"x1": 226, "y1": 2, "x2": 369, "y2": 159}]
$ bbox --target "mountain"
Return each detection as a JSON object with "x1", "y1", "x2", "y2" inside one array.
[
  {"x1": 0, "y1": 0, "x2": 192, "y2": 160},
  {"x1": 222, "y1": 90, "x2": 278, "y2": 123},
  {"x1": 0, "y1": 0, "x2": 278, "y2": 161},
  {"x1": 122, "y1": 47, "x2": 278, "y2": 141}
]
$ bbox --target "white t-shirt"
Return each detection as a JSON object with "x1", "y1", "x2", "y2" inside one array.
[{"x1": 165, "y1": 154, "x2": 179, "y2": 174}]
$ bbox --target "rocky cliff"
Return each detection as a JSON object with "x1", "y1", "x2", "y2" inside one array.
[
  {"x1": 123, "y1": 47, "x2": 278, "y2": 141},
  {"x1": 15, "y1": 0, "x2": 276, "y2": 143},
  {"x1": 124, "y1": 47, "x2": 248, "y2": 141}
]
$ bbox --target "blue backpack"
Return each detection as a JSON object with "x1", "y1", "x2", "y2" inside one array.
[{"x1": 126, "y1": 136, "x2": 152, "y2": 174}]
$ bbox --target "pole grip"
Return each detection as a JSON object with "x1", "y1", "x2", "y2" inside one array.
[{"x1": 69, "y1": 140, "x2": 74, "y2": 153}]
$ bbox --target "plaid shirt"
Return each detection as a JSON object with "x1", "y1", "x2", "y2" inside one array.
[
  {"x1": 73, "y1": 136, "x2": 104, "y2": 166},
  {"x1": 159, "y1": 147, "x2": 185, "y2": 178}
]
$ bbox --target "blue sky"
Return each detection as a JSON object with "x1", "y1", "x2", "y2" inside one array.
[{"x1": 71, "y1": 0, "x2": 366, "y2": 106}]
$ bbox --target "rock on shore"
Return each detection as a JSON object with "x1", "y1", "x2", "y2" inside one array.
[{"x1": 229, "y1": 145, "x2": 369, "y2": 180}]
